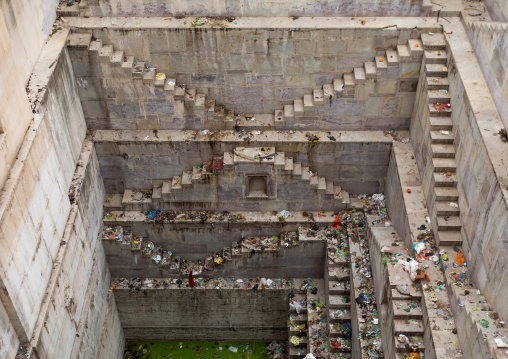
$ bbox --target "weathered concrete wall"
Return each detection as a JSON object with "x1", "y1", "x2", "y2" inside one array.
[
  {"x1": 482, "y1": 0, "x2": 508, "y2": 21},
  {"x1": 94, "y1": 130, "x2": 394, "y2": 194},
  {"x1": 85, "y1": 0, "x2": 426, "y2": 17},
  {"x1": 115, "y1": 288, "x2": 291, "y2": 341},
  {"x1": 0, "y1": 29, "x2": 124, "y2": 358},
  {"x1": 467, "y1": 22, "x2": 508, "y2": 129},
  {"x1": 34, "y1": 142, "x2": 123, "y2": 359},
  {"x1": 67, "y1": 24, "x2": 425, "y2": 131},
  {"x1": 0, "y1": 0, "x2": 59, "y2": 190}
]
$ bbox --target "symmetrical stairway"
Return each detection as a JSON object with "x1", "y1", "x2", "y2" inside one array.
[
  {"x1": 102, "y1": 147, "x2": 350, "y2": 212},
  {"x1": 65, "y1": 31, "x2": 433, "y2": 131},
  {"x1": 288, "y1": 291, "x2": 310, "y2": 358}
]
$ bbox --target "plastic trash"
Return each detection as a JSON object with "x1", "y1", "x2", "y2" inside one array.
[{"x1": 228, "y1": 346, "x2": 238, "y2": 353}]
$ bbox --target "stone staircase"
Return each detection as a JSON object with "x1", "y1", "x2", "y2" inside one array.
[
  {"x1": 102, "y1": 147, "x2": 350, "y2": 212},
  {"x1": 416, "y1": 32, "x2": 463, "y2": 247},
  {"x1": 326, "y1": 225, "x2": 354, "y2": 358},
  {"x1": 288, "y1": 291, "x2": 310, "y2": 358},
  {"x1": 366, "y1": 219, "x2": 426, "y2": 359},
  {"x1": 103, "y1": 224, "x2": 321, "y2": 278},
  {"x1": 439, "y1": 246, "x2": 508, "y2": 359},
  {"x1": 65, "y1": 31, "x2": 431, "y2": 130}
]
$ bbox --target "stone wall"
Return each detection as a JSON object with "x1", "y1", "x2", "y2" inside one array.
[
  {"x1": 94, "y1": 130, "x2": 395, "y2": 194},
  {"x1": 67, "y1": 24, "x2": 426, "y2": 131},
  {"x1": 115, "y1": 288, "x2": 291, "y2": 341},
  {"x1": 85, "y1": 0, "x2": 426, "y2": 17},
  {"x1": 0, "y1": 29, "x2": 124, "y2": 359},
  {"x1": 482, "y1": 0, "x2": 508, "y2": 21},
  {"x1": 467, "y1": 22, "x2": 508, "y2": 129},
  {"x1": 0, "y1": 0, "x2": 58, "y2": 190}
]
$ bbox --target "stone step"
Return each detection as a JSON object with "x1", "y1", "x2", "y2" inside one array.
[
  {"x1": 394, "y1": 319, "x2": 424, "y2": 335},
  {"x1": 289, "y1": 346, "x2": 307, "y2": 358},
  {"x1": 153, "y1": 73, "x2": 166, "y2": 87},
  {"x1": 284, "y1": 104, "x2": 295, "y2": 119},
  {"x1": 333, "y1": 78, "x2": 344, "y2": 97},
  {"x1": 432, "y1": 157, "x2": 456, "y2": 172},
  {"x1": 394, "y1": 334, "x2": 425, "y2": 352},
  {"x1": 285, "y1": 157, "x2": 294, "y2": 171},
  {"x1": 430, "y1": 130, "x2": 454, "y2": 144},
  {"x1": 424, "y1": 49, "x2": 448, "y2": 64},
  {"x1": 303, "y1": 94, "x2": 314, "y2": 114},
  {"x1": 431, "y1": 144, "x2": 455, "y2": 158},
  {"x1": 364, "y1": 61, "x2": 377, "y2": 79},
  {"x1": 214, "y1": 104, "x2": 225, "y2": 118},
  {"x1": 121, "y1": 55, "x2": 135, "y2": 74},
  {"x1": 317, "y1": 177, "x2": 326, "y2": 192},
  {"x1": 437, "y1": 216, "x2": 461, "y2": 231},
  {"x1": 437, "y1": 231, "x2": 462, "y2": 246},
  {"x1": 171, "y1": 176, "x2": 182, "y2": 190},
  {"x1": 67, "y1": 33, "x2": 93, "y2": 48},
  {"x1": 407, "y1": 39, "x2": 424, "y2": 58},
  {"x1": 343, "y1": 73, "x2": 355, "y2": 89},
  {"x1": 426, "y1": 76, "x2": 450, "y2": 90},
  {"x1": 393, "y1": 300, "x2": 423, "y2": 319},
  {"x1": 110, "y1": 50, "x2": 124, "y2": 66},
  {"x1": 375, "y1": 56, "x2": 388, "y2": 71},
  {"x1": 301, "y1": 167, "x2": 310, "y2": 181},
  {"x1": 354, "y1": 67, "x2": 366, "y2": 84},
  {"x1": 88, "y1": 39, "x2": 102, "y2": 53},
  {"x1": 294, "y1": 99, "x2": 304, "y2": 116},
  {"x1": 429, "y1": 116, "x2": 453, "y2": 131},
  {"x1": 329, "y1": 309, "x2": 352, "y2": 322},
  {"x1": 161, "y1": 181, "x2": 172, "y2": 198},
  {"x1": 328, "y1": 280, "x2": 350, "y2": 295},
  {"x1": 328, "y1": 266, "x2": 350, "y2": 280},
  {"x1": 142, "y1": 67, "x2": 156, "y2": 84},
  {"x1": 425, "y1": 64, "x2": 448, "y2": 76},
  {"x1": 421, "y1": 32, "x2": 447, "y2": 50},
  {"x1": 293, "y1": 162, "x2": 302, "y2": 176},
  {"x1": 341, "y1": 190, "x2": 350, "y2": 204},
  {"x1": 164, "y1": 78, "x2": 176, "y2": 92},
  {"x1": 433, "y1": 171, "x2": 458, "y2": 187},
  {"x1": 428, "y1": 103, "x2": 452, "y2": 117},
  {"x1": 289, "y1": 313, "x2": 308, "y2": 323},
  {"x1": 132, "y1": 61, "x2": 145, "y2": 78},
  {"x1": 174, "y1": 85, "x2": 186, "y2": 100},
  {"x1": 313, "y1": 89, "x2": 324, "y2": 105},
  {"x1": 275, "y1": 109, "x2": 284, "y2": 126},
  {"x1": 223, "y1": 152, "x2": 234, "y2": 168},
  {"x1": 436, "y1": 201, "x2": 460, "y2": 216},
  {"x1": 289, "y1": 335, "x2": 309, "y2": 346},
  {"x1": 329, "y1": 295, "x2": 351, "y2": 309},
  {"x1": 333, "y1": 186, "x2": 342, "y2": 199},
  {"x1": 184, "y1": 88, "x2": 196, "y2": 102},
  {"x1": 326, "y1": 180, "x2": 334, "y2": 195},
  {"x1": 396, "y1": 44, "x2": 410, "y2": 61},
  {"x1": 275, "y1": 152, "x2": 285, "y2": 169},
  {"x1": 427, "y1": 89, "x2": 451, "y2": 103},
  {"x1": 205, "y1": 99, "x2": 215, "y2": 112},
  {"x1": 435, "y1": 187, "x2": 459, "y2": 201},
  {"x1": 323, "y1": 83, "x2": 334, "y2": 99},
  {"x1": 386, "y1": 50, "x2": 399, "y2": 66},
  {"x1": 181, "y1": 171, "x2": 192, "y2": 186},
  {"x1": 99, "y1": 45, "x2": 113, "y2": 62},
  {"x1": 195, "y1": 94, "x2": 206, "y2": 109},
  {"x1": 310, "y1": 175, "x2": 319, "y2": 187}
]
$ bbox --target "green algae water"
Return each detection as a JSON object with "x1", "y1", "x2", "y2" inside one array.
[{"x1": 124, "y1": 341, "x2": 271, "y2": 359}]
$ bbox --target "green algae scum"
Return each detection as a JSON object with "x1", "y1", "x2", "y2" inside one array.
[{"x1": 124, "y1": 341, "x2": 272, "y2": 358}]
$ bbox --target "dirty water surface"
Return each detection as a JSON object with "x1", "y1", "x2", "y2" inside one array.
[{"x1": 124, "y1": 341, "x2": 272, "y2": 358}]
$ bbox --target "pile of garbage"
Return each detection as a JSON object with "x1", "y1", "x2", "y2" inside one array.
[
  {"x1": 111, "y1": 277, "x2": 296, "y2": 291},
  {"x1": 343, "y1": 207, "x2": 384, "y2": 358},
  {"x1": 145, "y1": 210, "x2": 246, "y2": 224}
]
